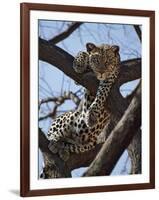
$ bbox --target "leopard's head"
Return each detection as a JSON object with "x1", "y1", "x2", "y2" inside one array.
[{"x1": 86, "y1": 43, "x2": 120, "y2": 80}]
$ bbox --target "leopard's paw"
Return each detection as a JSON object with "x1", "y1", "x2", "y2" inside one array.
[
  {"x1": 48, "y1": 141, "x2": 59, "y2": 154},
  {"x1": 59, "y1": 148, "x2": 70, "y2": 161},
  {"x1": 73, "y1": 51, "x2": 89, "y2": 74}
]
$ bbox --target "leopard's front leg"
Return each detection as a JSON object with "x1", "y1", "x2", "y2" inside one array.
[
  {"x1": 73, "y1": 51, "x2": 90, "y2": 74},
  {"x1": 85, "y1": 106, "x2": 100, "y2": 127},
  {"x1": 85, "y1": 80, "x2": 113, "y2": 127}
]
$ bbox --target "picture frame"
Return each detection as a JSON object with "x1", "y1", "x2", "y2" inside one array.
[{"x1": 20, "y1": 2, "x2": 155, "y2": 197}]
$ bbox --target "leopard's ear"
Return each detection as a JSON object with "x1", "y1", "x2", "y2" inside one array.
[
  {"x1": 111, "y1": 45, "x2": 120, "y2": 53},
  {"x1": 86, "y1": 43, "x2": 96, "y2": 53}
]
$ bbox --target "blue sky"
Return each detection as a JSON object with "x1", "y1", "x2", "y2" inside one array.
[{"x1": 38, "y1": 20, "x2": 141, "y2": 177}]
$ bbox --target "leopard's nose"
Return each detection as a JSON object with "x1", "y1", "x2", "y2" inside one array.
[{"x1": 98, "y1": 73, "x2": 105, "y2": 80}]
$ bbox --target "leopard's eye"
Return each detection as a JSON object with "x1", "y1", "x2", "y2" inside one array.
[{"x1": 91, "y1": 55, "x2": 100, "y2": 64}]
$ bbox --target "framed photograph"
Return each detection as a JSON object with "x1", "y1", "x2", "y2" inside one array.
[{"x1": 20, "y1": 3, "x2": 155, "y2": 197}]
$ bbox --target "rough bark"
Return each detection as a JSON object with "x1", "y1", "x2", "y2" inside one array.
[{"x1": 127, "y1": 129, "x2": 142, "y2": 174}]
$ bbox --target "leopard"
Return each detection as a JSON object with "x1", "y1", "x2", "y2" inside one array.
[
  {"x1": 46, "y1": 42, "x2": 120, "y2": 161},
  {"x1": 73, "y1": 43, "x2": 120, "y2": 127}
]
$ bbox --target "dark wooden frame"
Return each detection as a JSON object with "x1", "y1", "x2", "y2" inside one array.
[{"x1": 20, "y1": 2, "x2": 155, "y2": 197}]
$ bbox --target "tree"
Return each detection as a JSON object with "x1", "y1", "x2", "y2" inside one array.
[{"x1": 38, "y1": 21, "x2": 141, "y2": 178}]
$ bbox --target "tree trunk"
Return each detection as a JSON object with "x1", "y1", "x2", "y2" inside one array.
[{"x1": 128, "y1": 129, "x2": 141, "y2": 174}]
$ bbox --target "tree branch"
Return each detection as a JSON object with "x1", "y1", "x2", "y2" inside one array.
[
  {"x1": 48, "y1": 22, "x2": 83, "y2": 44},
  {"x1": 39, "y1": 38, "x2": 141, "y2": 95},
  {"x1": 83, "y1": 83, "x2": 141, "y2": 176},
  {"x1": 117, "y1": 58, "x2": 141, "y2": 86},
  {"x1": 39, "y1": 105, "x2": 58, "y2": 121},
  {"x1": 39, "y1": 91, "x2": 80, "y2": 108},
  {"x1": 133, "y1": 25, "x2": 142, "y2": 42},
  {"x1": 39, "y1": 91, "x2": 81, "y2": 121}
]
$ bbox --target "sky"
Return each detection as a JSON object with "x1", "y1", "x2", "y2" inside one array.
[{"x1": 38, "y1": 20, "x2": 141, "y2": 177}]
